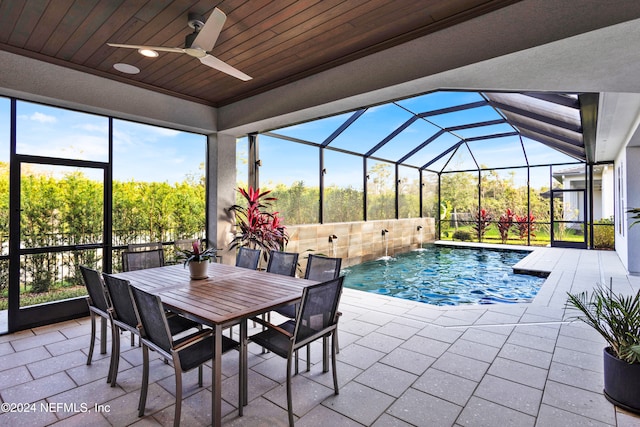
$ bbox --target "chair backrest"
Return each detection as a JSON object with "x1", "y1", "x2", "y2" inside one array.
[
  {"x1": 174, "y1": 239, "x2": 194, "y2": 251},
  {"x1": 102, "y1": 274, "x2": 140, "y2": 329},
  {"x1": 304, "y1": 254, "x2": 342, "y2": 281},
  {"x1": 266, "y1": 250, "x2": 299, "y2": 277},
  {"x1": 122, "y1": 249, "x2": 164, "y2": 271},
  {"x1": 127, "y1": 242, "x2": 162, "y2": 251},
  {"x1": 129, "y1": 285, "x2": 173, "y2": 353},
  {"x1": 294, "y1": 276, "x2": 344, "y2": 344},
  {"x1": 235, "y1": 247, "x2": 261, "y2": 270},
  {"x1": 80, "y1": 265, "x2": 110, "y2": 313}
]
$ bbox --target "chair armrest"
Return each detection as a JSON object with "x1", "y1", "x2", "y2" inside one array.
[
  {"x1": 250, "y1": 316, "x2": 293, "y2": 338},
  {"x1": 173, "y1": 329, "x2": 213, "y2": 351}
]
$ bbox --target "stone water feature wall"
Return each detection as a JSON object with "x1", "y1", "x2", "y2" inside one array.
[{"x1": 285, "y1": 217, "x2": 436, "y2": 270}]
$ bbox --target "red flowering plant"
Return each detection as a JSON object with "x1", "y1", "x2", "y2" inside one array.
[
  {"x1": 228, "y1": 186, "x2": 289, "y2": 260},
  {"x1": 473, "y1": 208, "x2": 492, "y2": 242},
  {"x1": 514, "y1": 213, "x2": 536, "y2": 240},
  {"x1": 497, "y1": 208, "x2": 514, "y2": 244},
  {"x1": 177, "y1": 239, "x2": 218, "y2": 266}
]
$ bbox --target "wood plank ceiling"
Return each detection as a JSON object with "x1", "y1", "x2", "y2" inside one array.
[{"x1": 0, "y1": 0, "x2": 520, "y2": 107}]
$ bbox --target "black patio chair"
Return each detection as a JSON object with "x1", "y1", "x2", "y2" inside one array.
[
  {"x1": 129, "y1": 285, "x2": 240, "y2": 427},
  {"x1": 128, "y1": 242, "x2": 163, "y2": 251},
  {"x1": 235, "y1": 246, "x2": 261, "y2": 270},
  {"x1": 122, "y1": 248, "x2": 164, "y2": 271},
  {"x1": 276, "y1": 254, "x2": 343, "y2": 366},
  {"x1": 249, "y1": 276, "x2": 344, "y2": 427},
  {"x1": 102, "y1": 274, "x2": 201, "y2": 387},
  {"x1": 268, "y1": 250, "x2": 300, "y2": 319},
  {"x1": 266, "y1": 250, "x2": 299, "y2": 277},
  {"x1": 79, "y1": 265, "x2": 112, "y2": 377}
]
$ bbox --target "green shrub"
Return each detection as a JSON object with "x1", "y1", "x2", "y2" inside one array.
[
  {"x1": 593, "y1": 217, "x2": 614, "y2": 250},
  {"x1": 453, "y1": 230, "x2": 472, "y2": 241}
]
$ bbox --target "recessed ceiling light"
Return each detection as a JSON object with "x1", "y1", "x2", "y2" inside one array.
[
  {"x1": 113, "y1": 63, "x2": 140, "y2": 74},
  {"x1": 138, "y1": 48, "x2": 159, "y2": 58}
]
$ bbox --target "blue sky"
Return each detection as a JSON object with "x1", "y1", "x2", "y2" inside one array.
[
  {"x1": 258, "y1": 91, "x2": 580, "y2": 189},
  {"x1": 2, "y1": 91, "x2": 581, "y2": 189},
  {"x1": 0, "y1": 98, "x2": 205, "y2": 184}
]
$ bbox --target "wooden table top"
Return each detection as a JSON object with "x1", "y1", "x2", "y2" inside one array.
[{"x1": 112, "y1": 262, "x2": 315, "y2": 326}]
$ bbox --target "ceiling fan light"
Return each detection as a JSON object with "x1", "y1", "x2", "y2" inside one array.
[{"x1": 138, "y1": 48, "x2": 159, "y2": 58}]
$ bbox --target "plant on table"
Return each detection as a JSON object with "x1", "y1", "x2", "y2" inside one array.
[
  {"x1": 229, "y1": 186, "x2": 289, "y2": 261},
  {"x1": 177, "y1": 239, "x2": 217, "y2": 266}
]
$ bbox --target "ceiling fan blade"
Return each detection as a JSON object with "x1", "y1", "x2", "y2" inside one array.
[
  {"x1": 107, "y1": 43, "x2": 185, "y2": 54},
  {"x1": 192, "y1": 8, "x2": 226, "y2": 51},
  {"x1": 199, "y1": 54, "x2": 252, "y2": 81}
]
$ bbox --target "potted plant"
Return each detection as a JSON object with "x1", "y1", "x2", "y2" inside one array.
[
  {"x1": 567, "y1": 281, "x2": 640, "y2": 413},
  {"x1": 228, "y1": 186, "x2": 289, "y2": 262},
  {"x1": 177, "y1": 239, "x2": 218, "y2": 279}
]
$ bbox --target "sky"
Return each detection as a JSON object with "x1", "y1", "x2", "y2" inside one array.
[
  {"x1": 253, "y1": 91, "x2": 581, "y2": 189},
  {"x1": 0, "y1": 98, "x2": 205, "y2": 184},
  {"x1": 1, "y1": 91, "x2": 582, "y2": 190}
]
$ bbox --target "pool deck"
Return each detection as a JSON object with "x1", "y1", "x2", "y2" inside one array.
[{"x1": 1, "y1": 245, "x2": 640, "y2": 426}]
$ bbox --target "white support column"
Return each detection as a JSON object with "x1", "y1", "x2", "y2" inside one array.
[
  {"x1": 207, "y1": 133, "x2": 237, "y2": 264},
  {"x1": 627, "y1": 146, "x2": 640, "y2": 275}
]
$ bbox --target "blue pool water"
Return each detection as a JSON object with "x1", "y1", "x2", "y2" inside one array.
[{"x1": 342, "y1": 245, "x2": 545, "y2": 306}]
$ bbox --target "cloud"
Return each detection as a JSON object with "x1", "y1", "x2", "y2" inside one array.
[
  {"x1": 28, "y1": 112, "x2": 57, "y2": 124},
  {"x1": 73, "y1": 123, "x2": 108, "y2": 133}
]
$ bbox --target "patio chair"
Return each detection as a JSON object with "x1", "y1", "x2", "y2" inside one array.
[
  {"x1": 228, "y1": 246, "x2": 262, "y2": 338},
  {"x1": 263, "y1": 250, "x2": 299, "y2": 344},
  {"x1": 276, "y1": 254, "x2": 343, "y2": 365},
  {"x1": 235, "y1": 246, "x2": 261, "y2": 270},
  {"x1": 102, "y1": 274, "x2": 201, "y2": 387},
  {"x1": 268, "y1": 250, "x2": 300, "y2": 320},
  {"x1": 79, "y1": 265, "x2": 112, "y2": 375},
  {"x1": 129, "y1": 285, "x2": 240, "y2": 427},
  {"x1": 249, "y1": 276, "x2": 344, "y2": 427},
  {"x1": 122, "y1": 248, "x2": 164, "y2": 271},
  {"x1": 266, "y1": 250, "x2": 299, "y2": 277},
  {"x1": 127, "y1": 242, "x2": 163, "y2": 251}
]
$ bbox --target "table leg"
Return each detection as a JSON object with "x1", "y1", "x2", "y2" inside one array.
[
  {"x1": 213, "y1": 324, "x2": 222, "y2": 427},
  {"x1": 240, "y1": 319, "x2": 248, "y2": 410}
]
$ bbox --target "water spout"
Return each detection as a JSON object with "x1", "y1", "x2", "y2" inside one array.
[
  {"x1": 381, "y1": 229, "x2": 390, "y2": 257},
  {"x1": 328, "y1": 235, "x2": 338, "y2": 257},
  {"x1": 417, "y1": 225, "x2": 424, "y2": 249}
]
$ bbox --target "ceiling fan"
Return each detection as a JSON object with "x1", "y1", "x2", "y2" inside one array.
[{"x1": 107, "y1": 8, "x2": 252, "y2": 81}]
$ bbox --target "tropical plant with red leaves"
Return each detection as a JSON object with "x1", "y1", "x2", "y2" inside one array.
[
  {"x1": 514, "y1": 213, "x2": 536, "y2": 240},
  {"x1": 229, "y1": 186, "x2": 289, "y2": 259},
  {"x1": 177, "y1": 239, "x2": 218, "y2": 266},
  {"x1": 497, "y1": 208, "x2": 514, "y2": 244},
  {"x1": 473, "y1": 208, "x2": 492, "y2": 242}
]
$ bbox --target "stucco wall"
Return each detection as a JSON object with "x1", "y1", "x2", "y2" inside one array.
[{"x1": 284, "y1": 218, "x2": 435, "y2": 272}]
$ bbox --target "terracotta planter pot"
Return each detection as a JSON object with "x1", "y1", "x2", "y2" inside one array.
[
  {"x1": 188, "y1": 261, "x2": 208, "y2": 280},
  {"x1": 603, "y1": 347, "x2": 640, "y2": 414}
]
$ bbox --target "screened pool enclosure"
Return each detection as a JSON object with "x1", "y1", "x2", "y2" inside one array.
[{"x1": 239, "y1": 90, "x2": 614, "y2": 249}]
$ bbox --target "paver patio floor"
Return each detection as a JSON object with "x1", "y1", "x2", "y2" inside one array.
[{"x1": 1, "y1": 244, "x2": 640, "y2": 426}]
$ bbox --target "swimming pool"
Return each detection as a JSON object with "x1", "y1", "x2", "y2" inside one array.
[{"x1": 342, "y1": 245, "x2": 545, "y2": 306}]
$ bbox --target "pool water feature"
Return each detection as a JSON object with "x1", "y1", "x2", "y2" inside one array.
[{"x1": 342, "y1": 245, "x2": 546, "y2": 306}]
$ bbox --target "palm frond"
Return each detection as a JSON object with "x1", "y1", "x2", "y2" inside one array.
[{"x1": 567, "y1": 283, "x2": 640, "y2": 364}]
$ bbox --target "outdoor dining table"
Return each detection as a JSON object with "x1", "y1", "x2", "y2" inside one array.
[{"x1": 112, "y1": 261, "x2": 316, "y2": 427}]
